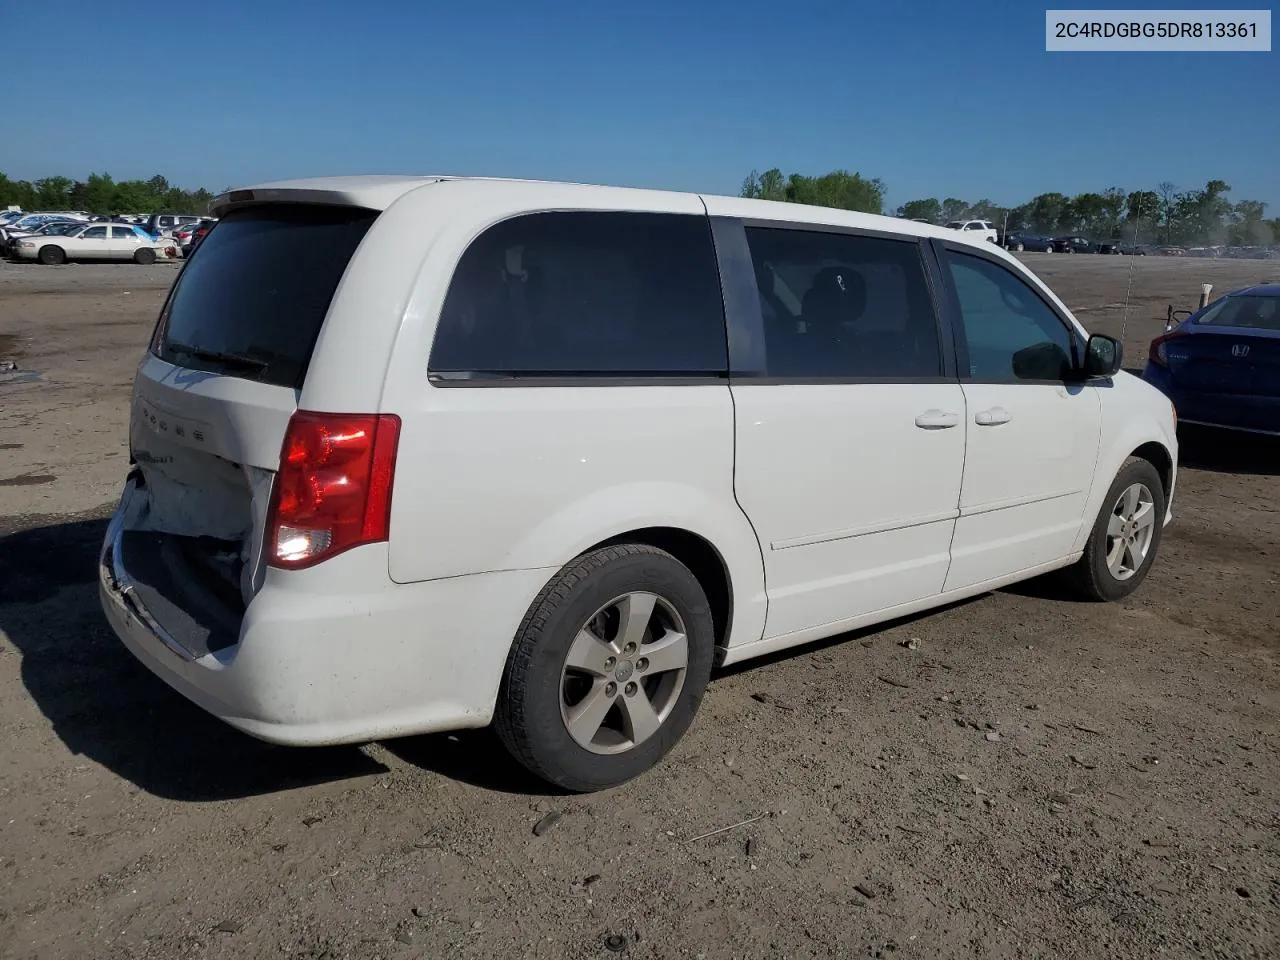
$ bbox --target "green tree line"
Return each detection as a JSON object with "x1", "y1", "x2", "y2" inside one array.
[
  {"x1": 7, "y1": 167, "x2": 1274, "y2": 247},
  {"x1": 0, "y1": 172, "x2": 214, "y2": 215},
  {"x1": 741, "y1": 168, "x2": 886, "y2": 215},
  {"x1": 743, "y1": 167, "x2": 1276, "y2": 247}
]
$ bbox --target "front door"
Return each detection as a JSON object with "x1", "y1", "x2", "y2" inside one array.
[
  {"x1": 76, "y1": 224, "x2": 110, "y2": 258},
  {"x1": 728, "y1": 223, "x2": 966, "y2": 641},
  {"x1": 938, "y1": 245, "x2": 1102, "y2": 591}
]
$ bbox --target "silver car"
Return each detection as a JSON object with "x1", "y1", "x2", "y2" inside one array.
[{"x1": 13, "y1": 223, "x2": 175, "y2": 264}]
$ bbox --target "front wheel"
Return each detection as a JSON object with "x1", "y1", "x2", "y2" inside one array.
[
  {"x1": 1064, "y1": 458, "x2": 1166, "y2": 601},
  {"x1": 494, "y1": 544, "x2": 715, "y2": 792},
  {"x1": 37, "y1": 245, "x2": 66, "y2": 265}
]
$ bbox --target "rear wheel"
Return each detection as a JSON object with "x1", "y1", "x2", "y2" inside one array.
[
  {"x1": 1064, "y1": 457, "x2": 1165, "y2": 602},
  {"x1": 37, "y1": 245, "x2": 66, "y2": 265},
  {"x1": 133, "y1": 247, "x2": 156, "y2": 265},
  {"x1": 494, "y1": 544, "x2": 715, "y2": 792}
]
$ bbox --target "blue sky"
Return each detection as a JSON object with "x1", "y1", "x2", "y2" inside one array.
[{"x1": 6, "y1": 0, "x2": 1277, "y2": 210}]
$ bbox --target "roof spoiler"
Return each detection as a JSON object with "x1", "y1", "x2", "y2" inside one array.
[{"x1": 211, "y1": 178, "x2": 447, "y2": 218}]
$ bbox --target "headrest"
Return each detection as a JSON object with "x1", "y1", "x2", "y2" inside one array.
[{"x1": 802, "y1": 266, "x2": 867, "y2": 325}]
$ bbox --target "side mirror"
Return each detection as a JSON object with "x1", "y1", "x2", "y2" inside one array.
[{"x1": 1083, "y1": 334, "x2": 1123, "y2": 378}]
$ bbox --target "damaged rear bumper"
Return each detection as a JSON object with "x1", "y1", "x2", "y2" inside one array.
[{"x1": 98, "y1": 483, "x2": 554, "y2": 746}]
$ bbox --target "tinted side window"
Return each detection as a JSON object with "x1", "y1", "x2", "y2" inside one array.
[
  {"x1": 82, "y1": 226, "x2": 107, "y2": 239},
  {"x1": 945, "y1": 251, "x2": 1076, "y2": 381},
  {"x1": 111, "y1": 226, "x2": 135, "y2": 239},
  {"x1": 430, "y1": 212, "x2": 726, "y2": 376},
  {"x1": 744, "y1": 227, "x2": 942, "y2": 378}
]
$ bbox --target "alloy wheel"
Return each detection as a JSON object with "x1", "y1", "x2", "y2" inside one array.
[
  {"x1": 1106, "y1": 482, "x2": 1156, "y2": 580},
  {"x1": 559, "y1": 592, "x2": 689, "y2": 755}
]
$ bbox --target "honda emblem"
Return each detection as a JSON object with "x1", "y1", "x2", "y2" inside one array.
[{"x1": 1231, "y1": 344, "x2": 1251, "y2": 359}]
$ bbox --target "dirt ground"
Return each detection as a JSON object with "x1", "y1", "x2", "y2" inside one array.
[{"x1": 0, "y1": 254, "x2": 1276, "y2": 960}]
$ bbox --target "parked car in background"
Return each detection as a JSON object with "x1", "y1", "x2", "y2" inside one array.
[
  {"x1": 2, "y1": 219, "x2": 83, "y2": 257},
  {"x1": 1143, "y1": 284, "x2": 1280, "y2": 436},
  {"x1": 144, "y1": 213, "x2": 203, "y2": 237},
  {"x1": 1, "y1": 215, "x2": 82, "y2": 252},
  {"x1": 1004, "y1": 231, "x2": 1054, "y2": 252},
  {"x1": 1052, "y1": 236, "x2": 1094, "y2": 254},
  {"x1": 179, "y1": 218, "x2": 216, "y2": 257},
  {"x1": 173, "y1": 221, "x2": 198, "y2": 249},
  {"x1": 98, "y1": 175, "x2": 1178, "y2": 792},
  {"x1": 174, "y1": 218, "x2": 215, "y2": 254},
  {"x1": 945, "y1": 219, "x2": 999, "y2": 243},
  {"x1": 13, "y1": 222, "x2": 174, "y2": 264},
  {"x1": 1, "y1": 213, "x2": 84, "y2": 240}
]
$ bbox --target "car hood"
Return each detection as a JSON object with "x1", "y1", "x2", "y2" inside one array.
[{"x1": 7, "y1": 228, "x2": 70, "y2": 240}]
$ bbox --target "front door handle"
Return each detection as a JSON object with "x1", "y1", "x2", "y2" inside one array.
[
  {"x1": 975, "y1": 406, "x2": 1011, "y2": 426},
  {"x1": 915, "y1": 409, "x2": 960, "y2": 429}
]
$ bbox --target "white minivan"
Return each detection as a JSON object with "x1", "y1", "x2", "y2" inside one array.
[{"x1": 100, "y1": 176, "x2": 1178, "y2": 791}]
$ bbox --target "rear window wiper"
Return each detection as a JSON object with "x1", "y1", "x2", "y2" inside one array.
[{"x1": 165, "y1": 341, "x2": 269, "y2": 373}]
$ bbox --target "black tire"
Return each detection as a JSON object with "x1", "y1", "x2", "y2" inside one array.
[
  {"x1": 133, "y1": 247, "x2": 156, "y2": 265},
  {"x1": 494, "y1": 544, "x2": 715, "y2": 792},
  {"x1": 1063, "y1": 457, "x2": 1166, "y2": 602},
  {"x1": 37, "y1": 245, "x2": 66, "y2": 265}
]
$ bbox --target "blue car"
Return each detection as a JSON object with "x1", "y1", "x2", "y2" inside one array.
[{"x1": 1143, "y1": 284, "x2": 1280, "y2": 435}]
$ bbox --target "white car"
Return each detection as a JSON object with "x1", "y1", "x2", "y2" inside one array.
[
  {"x1": 99, "y1": 175, "x2": 1178, "y2": 791},
  {"x1": 144, "y1": 213, "x2": 204, "y2": 237},
  {"x1": 946, "y1": 219, "x2": 1000, "y2": 243},
  {"x1": 15, "y1": 222, "x2": 174, "y2": 264}
]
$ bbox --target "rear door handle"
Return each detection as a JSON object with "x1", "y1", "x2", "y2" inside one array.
[
  {"x1": 975, "y1": 406, "x2": 1011, "y2": 426},
  {"x1": 914, "y1": 409, "x2": 960, "y2": 429}
]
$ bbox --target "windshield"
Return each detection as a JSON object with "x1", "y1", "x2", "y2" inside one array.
[
  {"x1": 945, "y1": 221, "x2": 962, "y2": 228},
  {"x1": 154, "y1": 204, "x2": 378, "y2": 388},
  {"x1": 1195, "y1": 295, "x2": 1280, "y2": 332}
]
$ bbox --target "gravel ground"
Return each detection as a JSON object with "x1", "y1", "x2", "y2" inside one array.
[{"x1": 0, "y1": 255, "x2": 1277, "y2": 960}]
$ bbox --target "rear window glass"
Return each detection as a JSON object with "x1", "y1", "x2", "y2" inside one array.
[
  {"x1": 1195, "y1": 295, "x2": 1280, "y2": 332},
  {"x1": 428, "y1": 211, "x2": 727, "y2": 377},
  {"x1": 154, "y1": 205, "x2": 377, "y2": 388}
]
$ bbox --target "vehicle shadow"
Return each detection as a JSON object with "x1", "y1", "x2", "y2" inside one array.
[
  {"x1": 998, "y1": 569, "x2": 1088, "y2": 603},
  {"x1": 1177, "y1": 424, "x2": 1280, "y2": 476},
  {"x1": 386, "y1": 597, "x2": 991, "y2": 794},
  {"x1": 713, "y1": 593, "x2": 989, "y2": 678},
  {"x1": 0, "y1": 510, "x2": 386, "y2": 802},
  {"x1": 384, "y1": 729, "x2": 567, "y2": 797}
]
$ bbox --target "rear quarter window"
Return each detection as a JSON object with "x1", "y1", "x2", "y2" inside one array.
[
  {"x1": 428, "y1": 211, "x2": 728, "y2": 378},
  {"x1": 154, "y1": 205, "x2": 377, "y2": 389}
]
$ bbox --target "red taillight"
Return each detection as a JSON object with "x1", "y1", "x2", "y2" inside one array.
[
  {"x1": 1148, "y1": 331, "x2": 1184, "y2": 367},
  {"x1": 267, "y1": 411, "x2": 401, "y2": 569}
]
